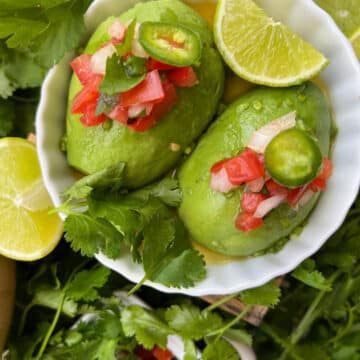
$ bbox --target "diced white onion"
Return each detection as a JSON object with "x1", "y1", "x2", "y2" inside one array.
[
  {"x1": 128, "y1": 103, "x2": 153, "y2": 118},
  {"x1": 247, "y1": 111, "x2": 296, "y2": 153},
  {"x1": 131, "y1": 38, "x2": 149, "y2": 58},
  {"x1": 298, "y1": 189, "x2": 315, "y2": 207},
  {"x1": 210, "y1": 168, "x2": 237, "y2": 193},
  {"x1": 108, "y1": 20, "x2": 127, "y2": 40},
  {"x1": 254, "y1": 194, "x2": 286, "y2": 218},
  {"x1": 247, "y1": 177, "x2": 265, "y2": 192},
  {"x1": 90, "y1": 43, "x2": 116, "y2": 74}
]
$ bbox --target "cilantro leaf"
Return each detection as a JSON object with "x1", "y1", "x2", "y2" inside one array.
[
  {"x1": 64, "y1": 162, "x2": 126, "y2": 200},
  {"x1": 165, "y1": 304, "x2": 223, "y2": 340},
  {"x1": 291, "y1": 259, "x2": 332, "y2": 291},
  {"x1": 116, "y1": 20, "x2": 136, "y2": 57},
  {"x1": 202, "y1": 339, "x2": 240, "y2": 360},
  {"x1": 153, "y1": 249, "x2": 206, "y2": 288},
  {"x1": 132, "y1": 178, "x2": 182, "y2": 207},
  {"x1": 66, "y1": 266, "x2": 111, "y2": 301},
  {"x1": 64, "y1": 212, "x2": 122, "y2": 259},
  {"x1": 240, "y1": 281, "x2": 281, "y2": 307},
  {"x1": 99, "y1": 54, "x2": 145, "y2": 95},
  {"x1": 184, "y1": 339, "x2": 197, "y2": 360},
  {"x1": 121, "y1": 305, "x2": 171, "y2": 350},
  {"x1": 0, "y1": 68, "x2": 15, "y2": 98},
  {"x1": 95, "y1": 93, "x2": 118, "y2": 116},
  {"x1": 224, "y1": 328, "x2": 253, "y2": 347},
  {"x1": 0, "y1": 97, "x2": 14, "y2": 135}
]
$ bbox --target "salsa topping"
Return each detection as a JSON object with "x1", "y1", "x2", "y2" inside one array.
[
  {"x1": 70, "y1": 19, "x2": 200, "y2": 131},
  {"x1": 210, "y1": 113, "x2": 333, "y2": 232}
]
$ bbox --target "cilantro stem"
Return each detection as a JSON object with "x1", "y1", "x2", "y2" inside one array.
[
  {"x1": 128, "y1": 276, "x2": 147, "y2": 296},
  {"x1": 34, "y1": 291, "x2": 66, "y2": 360},
  {"x1": 204, "y1": 292, "x2": 240, "y2": 312},
  {"x1": 18, "y1": 301, "x2": 34, "y2": 336},
  {"x1": 279, "y1": 269, "x2": 342, "y2": 360}
]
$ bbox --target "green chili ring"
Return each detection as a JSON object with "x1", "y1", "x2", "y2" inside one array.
[{"x1": 265, "y1": 128, "x2": 323, "y2": 188}]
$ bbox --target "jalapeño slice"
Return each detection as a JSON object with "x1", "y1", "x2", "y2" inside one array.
[
  {"x1": 265, "y1": 128, "x2": 322, "y2": 188},
  {"x1": 139, "y1": 21, "x2": 202, "y2": 67}
]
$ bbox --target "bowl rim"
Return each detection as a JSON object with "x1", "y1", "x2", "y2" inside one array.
[{"x1": 36, "y1": 0, "x2": 360, "y2": 296}]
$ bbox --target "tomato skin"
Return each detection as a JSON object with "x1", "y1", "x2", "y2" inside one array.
[
  {"x1": 167, "y1": 66, "x2": 199, "y2": 87},
  {"x1": 127, "y1": 80, "x2": 177, "y2": 132},
  {"x1": 71, "y1": 54, "x2": 93, "y2": 85},
  {"x1": 121, "y1": 70, "x2": 165, "y2": 107},
  {"x1": 108, "y1": 103, "x2": 128, "y2": 124},
  {"x1": 80, "y1": 102, "x2": 107, "y2": 126},
  {"x1": 71, "y1": 75, "x2": 102, "y2": 114},
  {"x1": 146, "y1": 58, "x2": 177, "y2": 71},
  {"x1": 225, "y1": 149, "x2": 265, "y2": 185},
  {"x1": 152, "y1": 346, "x2": 173, "y2": 360},
  {"x1": 310, "y1": 157, "x2": 333, "y2": 191},
  {"x1": 287, "y1": 185, "x2": 309, "y2": 207},
  {"x1": 266, "y1": 179, "x2": 289, "y2": 196},
  {"x1": 241, "y1": 193, "x2": 268, "y2": 214},
  {"x1": 211, "y1": 158, "x2": 229, "y2": 174},
  {"x1": 235, "y1": 212, "x2": 263, "y2": 232}
]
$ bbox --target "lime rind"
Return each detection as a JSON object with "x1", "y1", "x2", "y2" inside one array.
[{"x1": 214, "y1": 0, "x2": 329, "y2": 87}]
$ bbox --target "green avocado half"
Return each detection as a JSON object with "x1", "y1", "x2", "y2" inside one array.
[
  {"x1": 178, "y1": 83, "x2": 332, "y2": 256},
  {"x1": 66, "y1": 0, "x2": 224, "y2": 188}
]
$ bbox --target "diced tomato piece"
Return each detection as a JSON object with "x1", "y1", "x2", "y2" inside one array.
[
  {"x1": 167, "y1": 66, "x2": 199, "y2": 87},
  {"x1": 80, "y1": 102, "x2": 106, "y2": 126},
  {"x1": 241, "y1": 193, "x2": 268, "y2": 214},
  {"x1": 127, "y1": 80, "x2": 177, "y2": 132},
  {"x1": 121, "y1": 70, "x2": 165, "y2": 107},
  {"x1": 71, "y1": 75, "x2": 103, "y2": 114},
  {"x1": 211, "y1": 158, "x2": 229, "y2": 174},
  {"x1": 153, "y1": 346, "x2": 173, "y2": 360},
  {"x1": 310, "y1": 157, "x2": 333, "y2": 191},
  {"x1": 225, "y1": 148, "x2": 265, "y2": 185},
  {"x1": 146, "y1": 58, "x2": 178, "y2": 71},
  {"x1": 266, "y1": 179, "x2": 289, "y2": 196},
  {"x1": 108, "y1": 103, "x2": 128, "y2": 124},
  {"x1": 235, "y1": 212, "x2": 263, "y2": 232},
  {"x1": 71, "y1": 54, "x2": 94, "y2": 85},
  {"x1": 287, "y1": 185, "x2": 309, "y2": 208},
  {"x1": 135, "y1": 347, "x2": 153, "y2": 360}
]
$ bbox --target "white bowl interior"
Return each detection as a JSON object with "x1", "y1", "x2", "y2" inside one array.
[{"x1": 36, "y1": 0, "x2": 360, "y2": 296}]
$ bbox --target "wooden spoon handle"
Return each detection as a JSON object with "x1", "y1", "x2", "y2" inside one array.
[{"x1": 0, "y1": 256, "x2": 16, "y2": 353}]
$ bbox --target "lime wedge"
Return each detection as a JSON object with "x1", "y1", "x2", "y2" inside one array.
[
  {"x1": 0, "y1": 138, "x2": 63, "y2": 261},
  {"x1": 214, "y1": 0, "x2": 329, "y2": 87},
  {"x1": 350, "y1": 27, "x2": 360, "y2": 61}
]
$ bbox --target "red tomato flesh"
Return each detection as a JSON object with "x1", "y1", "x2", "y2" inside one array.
[
  {"x1": 225, "y1": 149, "x2": 265, "y2": 185},
  {"x1": 80, "y1": 102, "x2": 106, "y2": 126},
  {"x1": 127, "y1": 80, "x2": 177, "y2": 132},
  {"x1": 241, "y1": 193, "x2": 268, "y2": 214},
  {"x1": 108, "y1": 103, "x2": 128, "y2": 124},
  {"x1": 287, "y1": 185, "x2": 309, "y2": 208},
  {"x1": 121, "y1": 70, "x2": 165, "y2": 107},
  {"x1": 71, "y1": 75, "x2": 102, "y2": 114},
  {"x1": 211, "y1": 159, "x2": 229, "y2": 174},
  {"x1": 146, "y1": 58, "x2": 178, "y2": 71},
  {"x1": 235, "y1": 212, "x2": 263, "y2": 232},
  {"x1": 167, "y1": 66, "x2": 199, "y2": 87},
  {"x1": 266, "y1": 179, "x2": 289, "y2": 196},
  {"x1": 153, "y1": 346, "x2": 173, "y2": 360},
  {"x1": 310, "y1": 157, "x2": 333, "y2": 191},
  {"x1": 71, "y1": 54, "x2": 93, "y2": 85}
]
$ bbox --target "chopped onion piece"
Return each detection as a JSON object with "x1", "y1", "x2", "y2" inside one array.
[
  {"x1": 91, "y1": 43, "x2": 116, "y2": 74},
  {"x1": 298, "y1": 189, "x2": 315, "y2": 207},
  {"x1": 254, "y1": 194, "x2": 287, "y2": 218},
  {"x1": 210, "y1": 168, "x2": 237, "y2": 193},
  {"x1": 247, "y1": 177, "x2": 265, "y2": 192},
  {"x1": 108, "y1": 20, "x2": 127, "y2": 41},
  {"x1": 128, "y1": 103, "x2": 153, "y2": 118},
  {"x1": 247, "y1": 111, "x2": 296, "y2": 153},
  {"x1": 132, "y1": 38, "x2": 149, "y2": 58}
]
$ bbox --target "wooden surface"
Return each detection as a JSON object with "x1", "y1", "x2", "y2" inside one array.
[{"x1": 0, "y1": 256, "x2": 15, "y2": 354}]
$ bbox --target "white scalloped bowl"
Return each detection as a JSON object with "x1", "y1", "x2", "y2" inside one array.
[{"x1": 36, "y1": 0, "x2": 360, "y2": 296}]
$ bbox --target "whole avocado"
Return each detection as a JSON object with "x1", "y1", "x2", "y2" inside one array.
[
  {"x1": 66, "y1": 0, "x2": 224, "y2": 188},
  {"x1": 179, "y1": 83, "x2": 332, "y2": 256}
]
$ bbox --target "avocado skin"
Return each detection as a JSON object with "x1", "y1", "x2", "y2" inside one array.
[
  {"x1": 178, "y1": 83, "x2": 331, "y2": 256},
  {"x1": 66, "y1": 0, "x2": 224, "y2": 188}
]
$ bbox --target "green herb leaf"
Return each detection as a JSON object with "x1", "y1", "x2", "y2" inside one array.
[
  {"x1": 184, "y1": 339, "x2": 197, "y2": 360},
  {"x1": 116, "y1": 20, "x2": 136, "y2": 57},
  {"x1": 123, "y1": 56, "x2": 146, "y2": 77},
  {"x1": 64, "y1": 212, "x2": 122, "y2": 259},
  {"x1": 64, "y1": 162, "x2": 126, "y2": 200},
  {"x1": 99, "y1": 54, "x2": 145, "y2": 95},
  {"x1": 66, "y1": 266, "x2": 111, "y2": 301},
  {"x1": 165, "y1": 304, "x2": 223, "y2": 340},
  {"x1": 202, "y1": 339, "x2": 240, "y2": 360},
  {"x1": 121, "y1": 305, "x2": 171, "y2": 350},
  {"x1": 291, "y1": 259, "x2": 332, "y2": 291},
  {"x1": 241, "y1": 281, "x2": 281, "y2": 307},
  {"x1": 95, "y1": 93, "x2": 119, "y2": 116}
]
